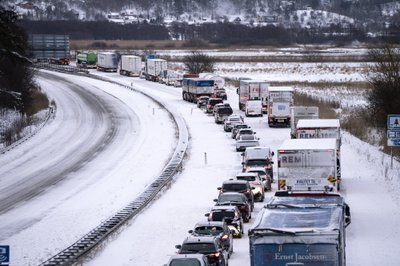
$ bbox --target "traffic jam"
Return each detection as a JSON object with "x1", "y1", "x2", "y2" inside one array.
[{"x1": 155, "y1": 72, "x2": 352, "y2": 266}]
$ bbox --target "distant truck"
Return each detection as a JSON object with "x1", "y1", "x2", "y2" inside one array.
[
  {"x1": 182, "y1": 78, "x2": 215, "y2": 103},
  {"x1": 290, "y1": 106, "x2": 319, "y2": 138},
  {"x1": 249, "y1": 191, "x2": 350, "y2": 266},
  {"x1": 199, "y1": 73, "x2": 226, "y2": 89},
  {"x1": 145, "y1": 58, "x2": 168, "y2": 82},
  {"x1": 267, "y1": 86, "x2": 294, "y2": 127},
  {"x1": 277, "y1": 138, "x2": 340, "y2": 192},
  {"x1": 238, "y1": 80, "x2": 269, "y2": 113},
  {"x1": 97, "y1": 52, "x2": 118, "y2": 72},
  {"x1": 29, "y1": 34, "x2": 70, "y2": 65},
  {"x1": 119, "y1": 55, "x2": 141, "y2": 76},
  {"x1": 76, "y1": 51, "x2": 97, "y2": 68}
]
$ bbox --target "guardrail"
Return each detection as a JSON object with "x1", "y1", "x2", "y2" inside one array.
[
  {"x1": 35, "y1": 63, "x2": 89, "y2": 74},
  {"x1": 37, "y1": 65, "x2": 189, "y2": 265}
]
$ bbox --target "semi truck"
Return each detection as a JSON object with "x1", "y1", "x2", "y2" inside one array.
[
  {"x1": 182, "y1": 78, "x2": 215, "y2": 103},
  {"x1": 290, "y1": 106, "x2": 319, "y2": 138},
  {"x1": 296, "y1": 119, "x2": 342, "y2": 186},
  {"x1": 97, "y1": 52, "x2": 118, "y2": 72},
  {"x1": 277, "y1": 138, "x2": 340, "y2": 192},
  {"x1": 249, "y1": 191, "x2": 350, "y2": 266},
  {"x1": 29, "y1": 34, "x2": 70, "y2": 65},
  {"x1": 119, "y1": 55, "x2": 141, "y2": 76},
  {"x1": 267, "y1": 86, "x2": 294, "y2": 127},
  {"x1": 238, "y1": 80, "x2": 269, "y2": 113},
  {"x1": 76, "y1": 51, "x2": 97, "y2": 68},
  {"x1": 145, "y1": 58, "x2": 168, "y2": 82}
]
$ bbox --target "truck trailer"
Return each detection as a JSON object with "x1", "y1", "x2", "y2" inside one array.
[
  {"x1": 29, "y1": 34, "x2": 70, "y2": 65},
  {"x1": 182, "y1": 78, "x2": 215, "y2": 103},
  {"x1": 277, "y1": 138, "x2": 339, "y2": 192},
  {"x1": 97, "y1": 52, "x2": 118, "y2": 72},
  {"x1": 76, "y1": 51, "x2": 97, "y2": 68},
  {"x1": 145, "y1": 58, "x2": 168, "y2": 82},
  {"x1": 120, "y1": 55, "x2": 141, "y2": 76},
  {"x1": 290, "y1": 106, "x2": 319, "y2": 138},
  {"x1": 267, "y1": 86, "x2": 294, "y2": 127},
  {"x1": 238, "y1": 80, "x2": 269, "y2": 113},
  {"x1": 249, "y1": 192, "x2": 350, "y2": 266}
]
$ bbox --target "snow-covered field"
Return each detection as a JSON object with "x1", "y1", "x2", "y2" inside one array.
[{"x1": 1, "y1": 55, "x2": 399, "y2": 266}]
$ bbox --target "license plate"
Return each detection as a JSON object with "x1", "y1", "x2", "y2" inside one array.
[{"x1": 278, "y1": 119, "x2": 285, "y2": 122}]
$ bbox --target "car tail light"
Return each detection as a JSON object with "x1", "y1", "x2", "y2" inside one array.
[
  {"x1": 240, "y1": 205, "x2": 247, "y2": 211},
  {"x1": 221, "y1": 234, "x2": 228, "y2": 241},
  {"x1": 209, "y1": 252, "x2": 220, "y2": 257},
  {"x1": 265, "y1": 165, "x2": 272, "y2": 170}
]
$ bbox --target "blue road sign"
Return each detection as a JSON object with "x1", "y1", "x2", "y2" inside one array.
[
  {"x1": 387, "y1": 114, "x2": 400, "y2": 129},
  {"x1": 0, "y1": 245, "x2": 10, "y2": 265},
  {"x1": 388, "y1": 138, "x2": 400, "y2": 147}
]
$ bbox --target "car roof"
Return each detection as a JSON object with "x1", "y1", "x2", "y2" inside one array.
[
  {"x1": 238, "y1": 128, "x2": 253, "y2": 132},
  {"x1": 169, "y1": 254, "x2": 207, "y2": 260},
  {"x1": 183, "y1": 235, "x2": 217, "y2": 244},
  {"x1": 194, "y1": 221, "x2": 226, "y2": 228},
  {"x1": 246, "y1": 167, "x2": 267, "y2": 172},
  {"x1": 222, "y1": 179, "x2": 249, "y2": 185},
  {"x1": 236, "y1": 172, "x2": 259, "y2": 177},
  {"x1": 210, "y1": 205, "x2": 239, "y2": 211}
]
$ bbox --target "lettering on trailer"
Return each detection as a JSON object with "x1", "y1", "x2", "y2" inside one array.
[
  {"x1": 272, "y1": 252, "x2": 327, "y2": 261},
  {"x1": 280, "y1": 155, "x2": 302, "y2": 165},
  {"x1": 0, "y1": 245, "x2": 10, "y2": 265}
]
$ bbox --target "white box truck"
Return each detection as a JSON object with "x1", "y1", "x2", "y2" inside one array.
[
  {"x1": 267, "y1": 86, "x2": 294, "y2": 127},
  {"x1": 96, "y1": 52, "x2": 118, "y2": 72},
  {"x1": 290, "y1": 106, "x2": 319, "y2": 138},
  {"x1": 119, "y1": 55, "x2": 141, "y2": 76},
  {"x1": 182, "y1": 78, "x2": 215, "y2": 103},
  {"x1": 145, "y1": 58, "x2": 168, "y2": 82},
  {"x1": 238, "y1": 80, "x2": 269, "y2": 113},
  {"x1": 277, "y1": 138, "x2": 339, "y2": 192}
]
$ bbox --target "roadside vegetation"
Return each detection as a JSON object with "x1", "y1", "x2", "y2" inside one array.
[{"x1": 0, "y1": 7, "x2": 49, "y2": 147}]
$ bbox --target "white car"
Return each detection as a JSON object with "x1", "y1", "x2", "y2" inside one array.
[
  {"x1": 165, "y1": 254, "x2": 210, "y2": 266},
  {"x1": 236, "y1": 134, "x2": 260, "y2": 152},
  {"x1": 235, "y1": 128, "x2": 256, "y2": 141},
  {"x1": 246, "y1": 167, "x2": 272, "y2": 191},
  {"x1": 224, "y1": 114, "x2": 244, "y2": 132}
]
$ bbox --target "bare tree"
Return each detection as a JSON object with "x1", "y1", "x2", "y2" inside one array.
[
  {"x1": 365, "y1": 45, "x2": 400, "y2": 128},
  {"x1": 183, "y1": 51, "x2": 215, "y2": 74}
]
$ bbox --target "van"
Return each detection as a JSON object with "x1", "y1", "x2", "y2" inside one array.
[
  {"x1": 242, "y1": 146, "x2": 274, "y2": 181},
  {"x1": 245, "y1": 100, "x2": 262, "y2": 117}
]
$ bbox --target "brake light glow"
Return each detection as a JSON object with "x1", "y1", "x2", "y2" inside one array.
[
  {"x1": 209, "y1": 252, "x2": 220, "y2": 257},
  {"x1": 264, "y1": 165, "x2": 272, "y2": 169},
  {"x1": 221, "y1": 234, "x2": 228, "y2": 241},
  {"x1": 240, "y1": 205, "x2": 247, "y2": 211}
]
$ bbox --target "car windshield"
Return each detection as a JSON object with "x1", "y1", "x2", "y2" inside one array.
[
  {"x1": 219, "y1": 194, "x2": 244, "y2": 202},
  {"x1": 237, "y1": 175, "x2": 256, "y2": 181},
  {"x1": 223, "y1": 184, "x2": 247, "y2": 191},
  {"x1": 194, "y1": 226, "x2": 223, "y2": 236},
  {"x1": 170, "y1": 259, "x2": 202, "y2": 266},
  {"x1": 211, "y1": 210, "x2": 235, "y2": 221},
  {"x1": 246, "y1": 159, "x2": 270, "y2": 166},
  {"x1": 181, "y1": 243, "x2": 216, "y2": 253}
]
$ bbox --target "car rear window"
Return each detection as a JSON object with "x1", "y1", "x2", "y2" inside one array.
[
  {"x1": 223, "y1": 183, "x2": 247, "y2": 191},
  {"x1": 195, "y1": 226, "x2": 223, "y2": 235},
  {"x1": 237, "y1": 175, "x2": 256, "y2": 181},
  {"x1": 239, "y1": 129, "x2": 253, "y2": 134},
  {"x1": 219, "y1": 194, "x2": 244, "y2": 202},
  {"x1": 246, "y1": 159, "x2": 270, "y2": 166},
  {"x1": 240, "y1": 135, "x2": 256, "y2": 140},
  {"x1": 181, "y1": 243, "x2": 216, "y2": 253},
  {"x1": 217, "y1": 107, "x2": 233, "y2": 115},
  {"x1": 209, "y1": 99, "x2": 223, "y2": 105},
  {"x1": 211, "y1": 210, "x2": 235, "y2": 221},
  {"x1": 170, "y1": 259, "x2": 202, "y2": 266}
]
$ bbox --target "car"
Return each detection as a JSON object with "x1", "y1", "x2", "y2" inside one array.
[
  {"x1": 235, "y1": 128, "x2": 256, "y2": 141},
  {"x1": 214, "y1": 104, "x2": 233, "y2": 124},
  {"x1": 175, "y1": 235, "x2": 229, "y2": 266},
  {"x1": 245, "y1": 100, "x2": 263, "y2": 117},
  {"x1": 242, "y1": 156, "x2": 274, "y2": 182},
  {"x1": 214, "y1": 192, "x2": 252, "y2": 222},
  {"x1": 214, "y1": 88, "x2": 227, "y2": 100},
  {"x1": 246, "y1": 167, "x2": 272, "y2": 191},
  {"x1": 205, "y1": 205, "x2": 244, "y2": 238},
  {"x1": 166, "y1": 254, "x2": 210, "y2": 266},
  {"x1": 217, "y1": 179, "x2": 254, "y2": 211},
  {"x1": 188, "y1": 221, "x2": 233, "y2": 257},
  {"x1": 197, "y1": 96, "x2": 210, "y2": 108},
  {"x1": 231, "y1": 123, "x2": 250, "y2": 139},
  {"x1": 235, "y1": 172, "x2": 265, "y2": 201},
  {"x1": 235, "y1": 134, "x2": 260, "y2": 152},
  {"x1": 206, "y1": 98, "x2": 223, "y2": 113},
  {"x1": 223, "y1": 115, "x2": 244, "y2": 132}
]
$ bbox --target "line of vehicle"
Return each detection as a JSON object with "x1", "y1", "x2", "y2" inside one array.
[{"x1": 37, "y1": 66, "x2": 189, "y2": 266}]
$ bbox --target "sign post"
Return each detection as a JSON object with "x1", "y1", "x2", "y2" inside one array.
[{"x1": 387, "y1": 114, "x2": 400, "y2": 169}]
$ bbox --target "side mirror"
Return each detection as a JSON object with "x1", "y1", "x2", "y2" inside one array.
[
  {"x1": 241, "y1": 162, "x2": 245, "y2": 165},
  {"x1": 205, "y1": 213, "x2": 210, "y2": 217},
  {"x1": 271, "y1": 151, "x2": 275, "y2": 156},
  {"x1": 241, "y1": 152, "x2": 245, "y2": 156},
  {"x1": 345, "y1": 216, "x2": 351, "y2": 227},
  {"x1": 188, "y1": 230, "x2": 193, "y2": 234},
  {"x1": 270, "y1": 161, "x2": 274, "y2": 164},
  {"x1": 213, "y1": 199, "x2": 218, "y2": 202},
  {"x1": 217, "y1": 187, "x2": 222, "y2": 190},
  {"x1": 175, "y1": 244, "x2": 182, "y2": 249},
  {"x1": 253, "y1": 131, "x2": 256, "y2": 134}
]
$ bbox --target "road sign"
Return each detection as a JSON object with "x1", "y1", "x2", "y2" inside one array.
[
  {"x1": 387, "y1": 130, "x2": 400, "y2": 139},
  {"x1": 387, "y1": 114, "x2": 400, "y2": 129},
  {"x1": 388, "y1": 138, "x2": 400, "y2": 147}
]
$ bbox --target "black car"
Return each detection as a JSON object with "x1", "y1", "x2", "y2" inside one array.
[
  {"x1": 214, "y1": 192, "x2": 252, "y2": 222},
  {"x1": 206, "y1": 98, "x2": 223, "y2": 113},
  {"x1": 205, "y1": 205, "x2": 244, "y2": 238},
  {"x1": 218, "y1": 180, "x2": 254, "y2": 211},
  {"x1": 188, "y1": 221, "x2": 233, "y2": 258},
  {"x1": 214, "y1": 104, "x2": 233, "y2": 124},
  {"x1": 175, "y1": 235, "x2": 228, "y2": 266}
]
